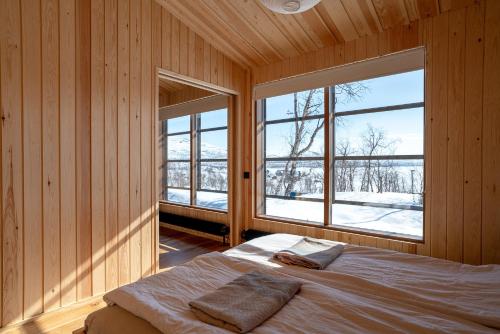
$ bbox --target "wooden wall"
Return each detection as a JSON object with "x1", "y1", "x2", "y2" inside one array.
[
  {"x1": 249, "y1": 0, "x2": 500, "y2": 265},
  {"x1": 0, "y1": 0, "x2": 245, "y2": 327},
  {"x1": 159, "y1": 85, "x2": 216, "y2": 108}
]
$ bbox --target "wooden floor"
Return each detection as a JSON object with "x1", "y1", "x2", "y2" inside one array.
[{"x1": 159, "y1": 226, "x2": 229, "y2": 271}]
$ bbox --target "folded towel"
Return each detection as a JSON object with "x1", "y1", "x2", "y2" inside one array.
[
  {"x1": 273, "y1": 237, "x2": 344, "y2": 269},
  {"x1": 189, "y1": 271, "x2": 301, "y2": 333}
]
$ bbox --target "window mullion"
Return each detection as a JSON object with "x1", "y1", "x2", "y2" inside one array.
[
  {"x1": 163, "y1": 120, "x2": 168, "y2": 201},
  {"x1": 196, "y1": 114, "x2": 202, "y2": 202},
  {"x1": 323, "y1": 87, "x2": 330, "y2": 227},
  {"x1": 190, "y1": 114, "x2": 197, "y2": 206}
]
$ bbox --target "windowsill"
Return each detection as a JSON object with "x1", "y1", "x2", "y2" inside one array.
[{"x1": 159, "y1": 201, "x2": 228, "y2": 215}]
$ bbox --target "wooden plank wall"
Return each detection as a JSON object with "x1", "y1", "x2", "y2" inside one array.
[
  {"x1": 250, "y1": 0, "x2": 500, "y2": 265},
  {"x1": 0, "y1": 0, "x2": 245, "y2": 327}
]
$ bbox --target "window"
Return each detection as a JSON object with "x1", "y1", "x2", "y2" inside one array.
[
  {"x1": 162, "y1": 108, "x2": 228, "y2": 211},
  {"x1": 332, "y1": 70, "x2": 424, "y2": 239},
  {"x1": 257, "y1": 66, "x2": 424, "y2": 240},
  {"x1": 259, "y1": 89, "x2": 325, "y2": 224},
  {"x1": 163, "y1": 115, "x2": 191, "y2": 205},
  {"x1": 196, "y1": 109, "x2": 228, "y2": 210}
]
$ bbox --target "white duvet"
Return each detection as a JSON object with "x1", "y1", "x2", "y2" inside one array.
[
  {"x1": 226, "y1": 234, "x2": 500, "y2": 329},
  {"x1": 104, "y1": 234, "x2": 500, "y2": 333}
]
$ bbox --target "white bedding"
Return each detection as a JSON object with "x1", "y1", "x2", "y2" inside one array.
[
  {"x1": 104, "y1": 236, "x2": 500, "y2": 333},
  {"x1": 226, "y1": 234, "x2": 500, "y2": 329}
]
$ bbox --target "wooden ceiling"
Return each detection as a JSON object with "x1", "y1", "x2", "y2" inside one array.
[
  {"x1": 159, "y1": 77, "x2": 190, "y2": 93},
  {"x1": 158, "y1": 0, "x2": 476, "y2": 67}
]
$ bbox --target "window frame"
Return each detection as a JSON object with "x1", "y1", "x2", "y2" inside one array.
[
  {"x1": 256, "y1": 89, "x2": 327, "y2": 224},
  {"x1": 162, "y1": 109, "x2": 229, "y2": 213},
  {"x1": 255, "y1": 69, "x2": 425, "y2": 242}
]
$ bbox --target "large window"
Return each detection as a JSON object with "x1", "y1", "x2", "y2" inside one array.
[
  {"x1": 331, "y1": 70, "x2": 424, "y2": 239},
  {"x1": 260, "y1": 89, "x2": 325, "y2": 223},
  {"x1": 162, "y1": 108, "x2": 228, "y2": 211},
  {"x1": 257, "y1": 68, "x2": 424, "y2": 240}
]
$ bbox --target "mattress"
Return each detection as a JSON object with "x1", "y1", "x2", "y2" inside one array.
[
  {"x1": 85, "y1": 305, "x2": 161, "y2": 334},
  {"x1": 84, "y1": 233, "x2": 500, "y2": 333}
]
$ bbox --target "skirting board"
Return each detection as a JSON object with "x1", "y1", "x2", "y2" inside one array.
[
  {"x1": 0, "y1": 296, "x2": 105, "y2": 334},
  {"x1": 160, "y1": 222, "x2": 224, "y2": 243}
]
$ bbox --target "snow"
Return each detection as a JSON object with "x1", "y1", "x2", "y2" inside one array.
[
  {"x1": 166, "y1": 189, "x2": 422, "y2": 240},
  {"x1": 335, "y1": 191, "x2": 421, "y2": 206},
  {"x1": 331, "y1": 203, "x2": 422, "y2": 238},
  {"x1": 166, "y1": 189, "x2": 227, "y2": 211}
]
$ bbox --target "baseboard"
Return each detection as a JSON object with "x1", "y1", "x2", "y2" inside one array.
[
  {"x1": 160, "y1": 222, "x2": 224, "y2": 243},
  {"x1": 0, "y1": 295, "x2": 105, "y2": 334}
]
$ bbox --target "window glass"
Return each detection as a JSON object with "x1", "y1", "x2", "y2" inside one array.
[
  {"x1": 167, "y1": 115, "x2": 190, "y2": 133},
  {"x1": 331, "y1": 69, "x2": 424, "y2": 239},
  {"x1": 335, "y1": 108, "x2": 424, "y2": 156},
  {"x1": 196, "y1": 192, "x2": 228, "y2": 211},
  {"x1": 161, "y1": 107, "x2": 228, "y2": 212},
  {"x1": 265, "y1": 89, "x2": 324, "y2": 121},
  {"x1": 200, "y1": 130, "x2": 228, "y2": 159},
  {"x1": 265, "y1": 121, "x2": 324, "y2": 158},
  {"x1": 166, "y1": 162, "x2": 190, "y2": 188},
  {"x1": 198, "y1": 161, "x2": 228, "y2": 192},
  {"x1": 167, "y1": 134, "x2": 190, "y2": 160},
  {"x1": 261, "y1": 89, "x2": 325, "y2": 223},
  {"x1": 200, "y1": 108, "x2": 227, "y2": 129},
  {"x1": 334, "y1": 70, "x2": 424, "y2": 112}
]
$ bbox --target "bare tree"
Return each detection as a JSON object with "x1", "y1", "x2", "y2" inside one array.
[
  {"x1": 279, "y1": 89, "x2": 324, "y2": 195},
  {"x1": 278, "y1": 84, "x2": 368, "y2": 196},
  {"x1": 360, "y1": 126, "x2": 396, "y2": 193}
]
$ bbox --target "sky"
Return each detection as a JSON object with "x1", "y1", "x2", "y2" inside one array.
[{"x1": 166, "y1": 69, "x2": 424, "y2": 159}]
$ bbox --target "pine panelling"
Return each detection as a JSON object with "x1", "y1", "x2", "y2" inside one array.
[
  {"x1": 104, "y1": 0, "x2": 119, "y2": 291},
  {"x1": 152, "y1": 1, "x2": 163, "y2": 273},
  {"x1": 429, "y1": 12, "x2": 448, "y2": 260},
  {"x1": 129, "y1": 0, "x2": 143, "y2": 283},
  {"x1": 159, "y1": 0, "x2": 475, "y2": 67},
  {"x1": 463, "y1": 2, "x2": 484, "y2": 265},
  {"x1": 140, "y1": 0, "x2": 153, "y2": 278},
  {"x1": 482, "y1": 0, "x2": 500, "y2": 264},
  {"x1": 90, "y1": 0, "x2": 106, "y2": 297},
  {"x1": 117, "y1": 0, "x2": 131, "y2": 287},
  {"x1": 446, "y1": 9, "x2": 466, "y2": 262},
  {"x1": 41, "y1": 0, "x2": 61, "y2": 312},
  {"x1": 20, "y1": 0, "x2": 43, "y2": 319},
  {"x1": 1, "y1": 0, "x2": 24, "y2": 325},
  {"x1": 59, "y1": 0, "x2": 77, "y2": 307},
  {"x1": 0, "y1": 0, "x2": 247, "y2": 328},
  {"x1": 161, "y1": 11, "x2": 171, "y2": 71},
  {"x1": 250, "y1": 2, "x2": 499, "y2": 263},
  {"x1": 76, "y1": 0, "x2": 92, "y2": 301}
]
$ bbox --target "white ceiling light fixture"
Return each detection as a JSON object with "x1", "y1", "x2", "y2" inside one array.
[{"x1": 259, "y1": 0, "x2": 322, "y2": 14}]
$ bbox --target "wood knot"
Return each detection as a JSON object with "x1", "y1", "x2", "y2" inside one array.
[{"x1": 478, "y1": 38, "x2": 482, "y2": 43}]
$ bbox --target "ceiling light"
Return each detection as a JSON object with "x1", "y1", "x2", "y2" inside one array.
[{"x1": 259, "y1": 0, "x2": 322, "y2": 14}]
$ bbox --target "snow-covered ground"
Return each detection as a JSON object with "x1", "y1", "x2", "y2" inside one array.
[
  {"x1": 335, "y1": 191, "x2": 422, "y2": 206},
  {"x1": 166, "y1": 188, "x2": 422, "y2": 239},
  {"x1": 265, "y1": 198, "x2": 422, "y2": 239},
  {"x1": 166, "y1": 189, "x2": 227, "y2": 210}
]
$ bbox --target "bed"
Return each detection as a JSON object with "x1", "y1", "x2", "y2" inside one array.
[{"x1": 85, "y1": 233, "x2": 500, "y2": 333}]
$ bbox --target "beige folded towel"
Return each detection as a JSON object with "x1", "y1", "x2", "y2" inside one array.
[
  {"x1": 189, "y1": 271, "x2": 301, "y2": 333},
  {"x1": 273, "y1": 237, "x2": 344, "y2": 269}
]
